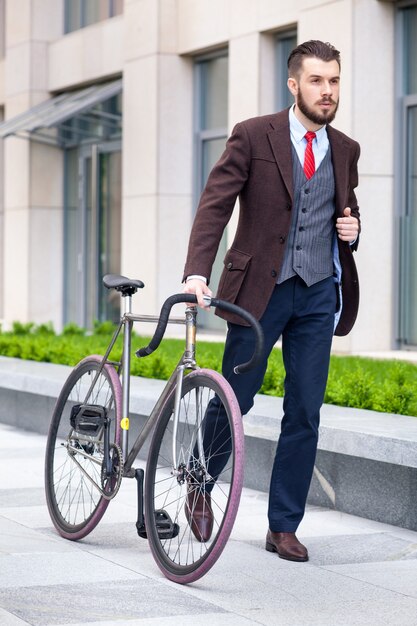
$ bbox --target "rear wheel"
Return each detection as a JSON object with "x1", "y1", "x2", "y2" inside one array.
[
  {"x1": 45, "y1": 356, "x2": 122, "y2": 540},
  {"x1": 145, "y1": 369, "x2": 244, "y2": 583}
]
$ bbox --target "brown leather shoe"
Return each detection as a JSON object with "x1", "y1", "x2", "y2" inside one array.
[
  {"x1": 185, "y1": 487, "x2": 214, "y2": 542},
  {"x1": 265, "y1": 530, "x2": 309, "y2": 562}
]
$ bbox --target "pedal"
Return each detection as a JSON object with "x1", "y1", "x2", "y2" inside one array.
[
  {"x1": 70, "y1": 404, "x2": 107, "y2": 434},
  {"x1": 136, "y1": 509, "x2": 179, "y2": 540}
]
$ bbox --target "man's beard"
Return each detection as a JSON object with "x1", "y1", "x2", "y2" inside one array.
[{"x1": 296, "y1": 88, "x2": 339, "y2": 125}]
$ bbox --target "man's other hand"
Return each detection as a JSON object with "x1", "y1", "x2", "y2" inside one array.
[{"x1": 336, "y1": 207, "x2": 359, "y2": 243}]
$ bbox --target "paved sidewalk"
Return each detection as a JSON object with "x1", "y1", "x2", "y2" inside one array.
[{"x1": 1, "y1": 423, "x2": 417, "y2": 626}]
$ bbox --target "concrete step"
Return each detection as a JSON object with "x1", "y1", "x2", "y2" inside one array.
[{"x1": 1, "y1": 355, "x2": 416, "y2": 531}]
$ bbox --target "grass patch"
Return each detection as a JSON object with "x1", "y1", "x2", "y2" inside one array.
[{"x1": 0, "y1": 322, "x2": 416, "y2": 417}]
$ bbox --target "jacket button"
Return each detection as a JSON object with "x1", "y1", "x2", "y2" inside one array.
[
  {"x1": 226, "y1": 262, "x2": 233, "y2": 269},
  {"x1": 271, "y1": 270, "x2": 277, "y2": 278}
]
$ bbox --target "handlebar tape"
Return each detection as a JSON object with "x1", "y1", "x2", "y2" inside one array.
[{"x1": 135, "y1": 294, "x2": 264, "y2": 374}]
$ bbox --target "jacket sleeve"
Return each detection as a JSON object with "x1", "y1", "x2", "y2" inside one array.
[{"x1": 182, "y1": 122, "x2": 251, "y2": 284}]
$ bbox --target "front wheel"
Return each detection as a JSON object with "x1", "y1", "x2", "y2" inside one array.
[
  {"x1": 145, "y1": 369, "x2": 244, "y2": 584},
  {"x1": 45, "y1": 356, "x2": 122, "y2": 540}
]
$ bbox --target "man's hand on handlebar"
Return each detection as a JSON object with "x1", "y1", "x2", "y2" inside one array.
[{"x1": 183, "y1": 278, "x2": 212, "y2": 310}]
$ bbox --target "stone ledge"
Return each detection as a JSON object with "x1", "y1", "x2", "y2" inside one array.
[
  {"x1": 1, "y1": 356, "x2": 416, "y2": 530},
  {"x1": 244, "y1": 395, "x2": 417, "y2": 469}
]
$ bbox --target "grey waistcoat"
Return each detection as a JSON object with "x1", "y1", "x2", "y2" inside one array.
[{"x1": 278, "y1": 144, "x2": 336, "y2": 287}]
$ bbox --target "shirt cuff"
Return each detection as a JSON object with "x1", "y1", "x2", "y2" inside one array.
[{"x1": 186, "y1": 275, "x2": 207, "y2": 284}]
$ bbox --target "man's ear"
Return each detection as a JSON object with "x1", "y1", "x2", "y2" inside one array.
[{"x1": 287, "y1": 77, "x2": 298, "y2": 97}]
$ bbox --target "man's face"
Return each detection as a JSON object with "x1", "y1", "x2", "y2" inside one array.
[{"x1": 288, "y1": 57, "x2": 340, "y2": 128}]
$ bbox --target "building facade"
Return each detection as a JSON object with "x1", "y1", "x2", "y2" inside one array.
[{"x1": 0, "y1": 0, "x2": 415, "y2": 353}]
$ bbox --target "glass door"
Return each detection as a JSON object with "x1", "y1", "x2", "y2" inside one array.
[{"x1": 64, "y1": 141, "x2": 122, "y2": 328}]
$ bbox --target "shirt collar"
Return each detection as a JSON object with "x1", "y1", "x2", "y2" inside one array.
[{"x1": 289, "y1": 104, "x2": 327, "y2": 146}]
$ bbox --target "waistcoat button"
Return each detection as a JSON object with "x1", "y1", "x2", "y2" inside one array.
[{"x1": 271, "y1": 270, "x2": 277, "y2": 278}]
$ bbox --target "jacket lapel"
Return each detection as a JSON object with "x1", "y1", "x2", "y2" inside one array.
[
  {"x1": 267, "y1": 110, "x2": 294, "y2": 201},
  {"x1": 266, "y1": 112, "x2": 350, "y2": 213},
  {"x1": 327, "y1": 125, "x2": 350, "y2": 215}
]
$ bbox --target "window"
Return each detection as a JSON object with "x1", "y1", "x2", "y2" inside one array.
[
  {"x1": 195, "y1": 53, "x2": 228, "y2": 193},
  {"x1": 275, "y1": 30, "x2": 297, "y2": 111},
  {"x1": 398, "y1": 4, "x2": 417, "y2": 346},
  {"x1": 65, "y1": 0, "x2": 124, "y2": 34},
  {"x1": 194, "y1": 51, "x2": 228, "y2": 330}
]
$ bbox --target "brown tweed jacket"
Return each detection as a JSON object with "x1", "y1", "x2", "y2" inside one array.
[{"x1": 183, "y1": 108, "x2": 361, "y2": 336}]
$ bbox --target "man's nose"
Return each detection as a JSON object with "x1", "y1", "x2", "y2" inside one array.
[{"x1": 321, "y1": 81, "x2": 333, "y2": 96}]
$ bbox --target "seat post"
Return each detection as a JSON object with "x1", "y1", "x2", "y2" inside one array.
[{"x1": 121, "y1": 293, "x2": 133, "y2": 461}]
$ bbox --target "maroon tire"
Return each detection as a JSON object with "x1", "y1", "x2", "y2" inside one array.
[{"x1": 145, "y1": 369, "x2": 244, "y2": 583}]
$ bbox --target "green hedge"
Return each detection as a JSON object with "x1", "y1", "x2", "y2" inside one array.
[{"x1": 0, "y1": 321, "x2": 416, "y2": 417}]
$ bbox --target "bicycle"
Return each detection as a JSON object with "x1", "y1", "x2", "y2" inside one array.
[{"x1": 44, "y1": 274, "x2": 263, "y2": 584}]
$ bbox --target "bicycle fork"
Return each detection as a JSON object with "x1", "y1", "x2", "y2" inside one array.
[
  {"x1": 171, "y1": 368, "x2": 208, "y2": 480},
  {"x1": 171, "y1": 306, "x2": 210, "y2": 483}
]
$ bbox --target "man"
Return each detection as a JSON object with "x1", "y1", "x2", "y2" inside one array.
[{"x1": 183, "y1": 40, "x2": 360, "y2": 562}]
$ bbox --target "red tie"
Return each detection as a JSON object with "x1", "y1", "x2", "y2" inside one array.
[{"x1": 303, "y1": 131, "x2": 316, "y2": 180}]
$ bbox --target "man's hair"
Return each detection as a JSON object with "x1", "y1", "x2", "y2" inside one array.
[{"x1": 287, "y1": 40, "x2": 341, "y2": 77}]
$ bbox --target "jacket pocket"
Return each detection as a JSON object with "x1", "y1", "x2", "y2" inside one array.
[{"x1": 217, "y1": 248, "x2": 252, "y2": 303}]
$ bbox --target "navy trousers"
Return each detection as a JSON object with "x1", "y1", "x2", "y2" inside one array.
[{"x1": 202, "y1": 275, "x2": 336, "y2": 532}]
